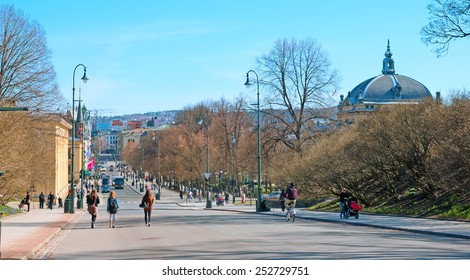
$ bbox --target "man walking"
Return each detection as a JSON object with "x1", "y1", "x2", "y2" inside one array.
[{"x1": 39, "y1": 192, "x2": 45, "y2": 209}]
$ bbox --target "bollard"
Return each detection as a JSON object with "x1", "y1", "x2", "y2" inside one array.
[
  {"x1": 77, "y1": 197, "x2": 83, "y2": 209},
  {"x1": 64, "y1": 197, "x2": 71, "y2": 213},
  {"x1": 206, "y1": 191, "x2": 212, "y2": 209},
  {"x1": 155, "y1": 188, "x2": 161, "y2": 200}
]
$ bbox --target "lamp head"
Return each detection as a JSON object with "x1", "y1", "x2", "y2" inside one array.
[
  {"x1": 81, "y1": 68, "x2": 89, "y2": 83},
  {"x1": 244, "y1": 72, "x2": 252, "y2": 88}
]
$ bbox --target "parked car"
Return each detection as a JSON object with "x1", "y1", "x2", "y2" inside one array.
[{"x1": 261, "y1": 191, "x2": 282, "y2": 200}]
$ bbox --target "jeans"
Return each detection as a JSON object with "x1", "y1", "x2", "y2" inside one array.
[
  {"x1": 340, "y1": 202, "x2": 346, "y2": 217},
  {"x1": 144, "y1": 210, "x2": 152, "y2": 224}
]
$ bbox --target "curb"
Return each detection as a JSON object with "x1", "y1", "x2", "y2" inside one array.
[{"x1": 25, "y1": 210, "x2": 85, "y2": 260}]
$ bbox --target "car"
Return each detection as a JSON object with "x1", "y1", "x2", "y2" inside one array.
[
  {"x1": 101, "y1": 185, "x2": 110, "y2": 193},
  {"x1": 261, "y1": 191, "x2": 282, "y2": 200},
  {"x1": 102, "y1": 177, "x2": 110, "y2": 186},
  {"x1": 112, "y1": 176, "x2": 125, "y2": 189}
]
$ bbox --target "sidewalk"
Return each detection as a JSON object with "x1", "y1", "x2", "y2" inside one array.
[
  {"x1": 209, "y1": 203, "x2": 470, "y2": 240},
  {"x1": 0, "y1": 206, "x2": 81, "y2": 259},
  {"x1": 1, "y1": 194, "x2": 470, "y2": 260}
]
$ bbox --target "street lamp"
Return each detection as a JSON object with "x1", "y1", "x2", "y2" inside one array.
[
  {"x1": 139, "y1": 144, "x2": 144, "y2": 192},
  {"x1": 69, "y1": 64, "x2": 88, "y2": 213},
  {"x1": 153, "y1": 135, "x2": 161, "y2": 200},
  {"x1": 231, "y1": 132, "x2": 236, "y2": 203},
  {"x1": 199, "y1": 116, "x2": 211, "y2": 208},
  {"x1": 244, "y1": 70, "x2": 262, "y2": 212}
]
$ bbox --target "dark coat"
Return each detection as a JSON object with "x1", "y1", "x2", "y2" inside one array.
[{"x1": 86, "y1": 194, "x2": 100, "y2": 206}]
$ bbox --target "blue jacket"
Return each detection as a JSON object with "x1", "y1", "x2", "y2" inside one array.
[{"x1": 107, "y1": 197, "x2": 120, "y2": 212}]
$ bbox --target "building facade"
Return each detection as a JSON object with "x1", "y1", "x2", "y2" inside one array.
[{"x1": 41, "y1": 116, "x2": 72, "y2": 201}]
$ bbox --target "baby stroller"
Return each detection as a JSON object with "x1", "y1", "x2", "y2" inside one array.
[{"x1": 344, "y1": 197, "x2": 362, "y2": 219}]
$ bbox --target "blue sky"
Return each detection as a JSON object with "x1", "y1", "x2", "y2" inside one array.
[{"x1": 3, "y1": 0, "x2": 469, "y2": 115}]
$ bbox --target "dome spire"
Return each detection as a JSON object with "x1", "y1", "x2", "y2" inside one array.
[{"x1": 382, "y1": 39, "x2": 395, "y2": 75}]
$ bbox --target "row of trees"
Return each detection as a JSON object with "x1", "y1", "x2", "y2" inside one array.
[
  {"x1": 123, "y1": 92, "x2": 469, "y2": 209},
  {"x1": 284, "y1": 95, "x2": 469, "y2": 207},
  {"x1": 122, "y1": 37, "x2": 340, "y2": 192}
]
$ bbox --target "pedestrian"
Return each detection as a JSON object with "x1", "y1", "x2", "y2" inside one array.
[
  {"x1": 179, "y1": 190, "x2": 183, "y2": 200},
  {"x1": 107, "y1": 191, "x2": 120, "y2": 228},
  {"x1": 141, "y1": 189, "x2": 155, "y2": 227},
  {"x1": 47, "y1": 192, "x2": 55, "y2": 210},
  {"x1": 86, "y1": 189, "x2": 100, "y2": 228},
  {"x1": 279, "y1": 189, "x2": 286, "y2": 211},
  {"x1": 58, "y1": 196, "x2": 63, "y2": 208},
  {"x1": 187, "y1": 189, "x2": 193, "y2": 203},
  {"x1": 285, "y1": 183, "x2": 298, "y2": 208},
  {"x1": 24, "y1": 191, "x2": 31, "y2": 211},
  {"x1": 224, "y1": 192, "x2": 229, "y2": 204},
  {"x1": 39, "y1": 191, "x2": 45, "y2": 209},
  {"x1": 339, "y1": 188, "x2": 350, "y2": 219},
  {"x1": 241, "y1": 190, "x2": 246, "y2": 204}
]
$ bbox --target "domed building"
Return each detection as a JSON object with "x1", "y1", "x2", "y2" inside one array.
[{"x1": 338, "y1": 41, "x2": 437, "y2": 123}]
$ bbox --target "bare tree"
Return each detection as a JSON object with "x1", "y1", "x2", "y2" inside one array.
[
  {"x1": 0, "y1": 5, "x2": 64, "y2": 112},
  {"x1": 421, "y1": 0, "x2": 470, "y2": 56},
  {"x1": 256, "y1": 38, "x2": 340, "y2": 154}
]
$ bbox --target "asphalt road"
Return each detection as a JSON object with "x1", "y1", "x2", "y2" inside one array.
[{"x1": 33, "y1": 183, "x2": 470, "y2": 260}]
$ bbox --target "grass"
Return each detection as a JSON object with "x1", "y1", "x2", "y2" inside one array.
[
  {"x1": 304, "y1": 193, "x2": 470, "y2": 221},
  {"x1": 0, "y1": 204, "x2": 21, "y2": 216}
]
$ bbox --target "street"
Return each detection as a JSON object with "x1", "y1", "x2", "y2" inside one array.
[{"x1": 32, "y1": 184, "x2": 470, "y2": 260}]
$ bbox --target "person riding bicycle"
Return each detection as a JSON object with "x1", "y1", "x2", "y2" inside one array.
[{"x1": 285, "y1": 183, "x2": 298, "y2": 209}]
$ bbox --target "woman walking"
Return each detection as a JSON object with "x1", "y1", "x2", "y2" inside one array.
[
  {"x1": 141, "y1": 189, "x2": 155, "y2": 227},
  {"x1": 107, "y1": 191, "x2": 120, "y2": 228},
  {"x1": 86, "y1": 189, "x2": 100, "y2": 228}
]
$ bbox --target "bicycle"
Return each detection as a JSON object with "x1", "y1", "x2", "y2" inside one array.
[{"x1": 285, "y1": 202, "x2": 296, "y2": 222}]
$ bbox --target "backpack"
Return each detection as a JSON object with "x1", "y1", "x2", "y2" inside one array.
[
  {"x1": 287, "y1": 186, "x2": 297, "y2": 200},
  {"x1": 109, "y1": 199, "x2": 117, "y2": 214}
]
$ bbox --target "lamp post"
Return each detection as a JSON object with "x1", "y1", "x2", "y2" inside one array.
[
  {"x1": 153, "y1": 136, "x2": 161, "y2": 200},
  {"x1": 69, "y1": 64, "x2": 88, "y2": 213},
  {"x1": 231, "y1": 132, "x2": 236, "y2": 203},
  {"x1": 139, "y1": 145, "x2": 144, "y2": 192},
  {"x1": 199, "y1": 116, "x2": 211, "y2": 208},
  {"x1": 244, "y1": 70, "x2": 262, "y2": 212}
]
